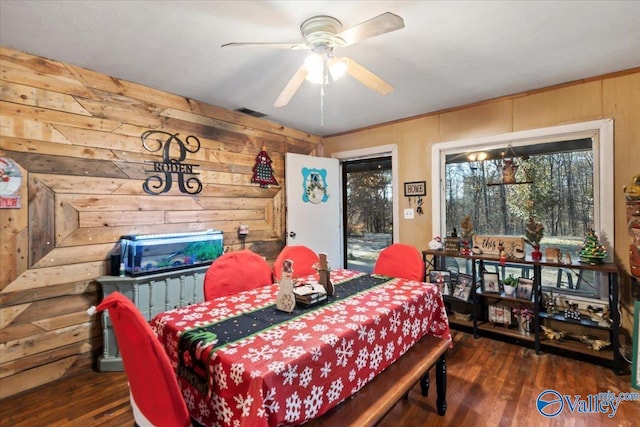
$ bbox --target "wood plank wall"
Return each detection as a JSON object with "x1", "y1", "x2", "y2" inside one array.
[{"x1": 0, "y1": 46, "x2": 321, "y2": 398}]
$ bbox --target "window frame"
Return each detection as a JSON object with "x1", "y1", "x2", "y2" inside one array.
[{"x1": 430, "y1": 119, "x2": 614, "y2": 259}]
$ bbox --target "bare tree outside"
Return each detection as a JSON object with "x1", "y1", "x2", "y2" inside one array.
[
  {"x1": 444, "y1": 142, "x2": 597, "y2": 294},
  {"x1": 344, "y1": 158, "x2": 393, "y2": 272}
]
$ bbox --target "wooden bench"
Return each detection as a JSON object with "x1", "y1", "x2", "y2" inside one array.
[{"x1": 305, "y1": 335, "x2": 449, "y2": 426}]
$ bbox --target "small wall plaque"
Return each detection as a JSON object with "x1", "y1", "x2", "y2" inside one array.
[{"x1": 404, "y1": 181, "x2": 426, "y2": 197}]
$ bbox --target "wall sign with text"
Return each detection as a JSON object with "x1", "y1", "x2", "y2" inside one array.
[
  {"x1": 404, "y1": 181, "x2": 426, "y2": 197},
  {"x1": 141, "y1": 131, "x2": 203, "y2": 195}
]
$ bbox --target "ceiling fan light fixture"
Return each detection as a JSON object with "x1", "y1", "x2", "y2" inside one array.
[
  {"x1": 328, "y1": 57, "x2": 348, "y2": 81},
  {"x1": 304, "y1": 53, "x2": 324, "y2": 84}
]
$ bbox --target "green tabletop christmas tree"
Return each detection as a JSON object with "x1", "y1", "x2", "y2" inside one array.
[{"x1": 578, "y1": 229, "x2": 607, "y2": 264}]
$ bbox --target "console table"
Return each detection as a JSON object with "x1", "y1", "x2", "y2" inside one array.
[{"x1": 96, "y1": 265, "x2": 209, "y2": 371}]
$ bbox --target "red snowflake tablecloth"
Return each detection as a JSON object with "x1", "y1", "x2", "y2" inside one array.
[{"x1": 151, "y1": 269, "x2": 451, "y2": 426}]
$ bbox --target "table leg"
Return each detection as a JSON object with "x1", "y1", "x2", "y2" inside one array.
[
  {"x1": 420, "y1": 371, "x2": 429, "y2": 396},
  {"x1": 435, "y1": 354, "x2": 447, "y2": 416}
]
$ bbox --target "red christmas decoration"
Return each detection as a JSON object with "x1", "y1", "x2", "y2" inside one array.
[{"x1": 251, "y1": 147, "x2": 278, "y2": 188}]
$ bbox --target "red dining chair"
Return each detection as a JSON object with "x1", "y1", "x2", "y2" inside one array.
[
  {"x1": 273, "y1": 245, "x2": 320, "y2": 281},
  {"x1": 203, "y1": 249, "x2": 273, "y2": 301},
  {"x1": 89, "y1": 292, "x2": 192, "y2": 427},
  {"x1": 373, "y1": 243, "x2": 425, "y2": 281}
]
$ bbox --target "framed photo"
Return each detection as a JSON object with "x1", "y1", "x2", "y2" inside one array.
[
  {"x1": 429, "y1": 270, "x2": 451, "y2": 296},
  {"x1": 516, "y1": 277, "x2": 534, "y2": 301},
  {"x1": 404, "y1": 181, "x2": 426, "y2": 197},
  {"x1": 452, "y1": 273, "x2": 474, "y2": 302},
  {"x1": 482, "y1": 272, "x2": 500, "y2": 294}
]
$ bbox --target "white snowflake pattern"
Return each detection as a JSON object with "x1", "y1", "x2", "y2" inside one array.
[
  {"x1": 355, "y1": 305, "x2": 369, "y2": 311},
  {"x1": 213, "y1": 363, "x2": 228, "y2": 389},
  {"x1": 355, "y1": 347, "x2": 368, "y2": 370},
  {"x1": 367, "y1": 329, "x2": 376, "y2": 344},
  {"x1": 312, "y1": 323, "x2": 329, "y2": 332},
  {"x1": 267, "y1": 360, "x2": 285, "y2": 374},
  {"x1": 244, "y1": 345, "x2": 276, "y2": 362},
  {"x1": 324, "y1": 314, "x2": 347, "y2": 324},
  {"x1": 310, "y1": 346, "x2": 322, "y2": 361},
  {"x1": 385, "y1": 341, "x2": 396, "y2": 361},
  {"x1": 263, "y1": 387, "x2": 280, "y2": 414},
  {"x1": 183, "y1": 388, "x2": 195, "y2": 409},
  {"x1": 389, "y1": 311, "x2": 401, "y2": 332},
  {"x1": 285, "y1": 391, "x2": 302, "y2": 423},
  {"x1": 320, "y1": 334, "x2": 339, "y2": 346},
  {"x1": 320, "y1": 361, "x2": 332, "y2": 378},
  {"x1": 369, "y1": 344, "x2": 383, "y2": 370},
  {"x1": 212, "y1": 392, "x2": 234, "y2": 425},
  {"x1": 327, "y1": 379, "x2": 344, "y2": 403},
  {"x1": 206, "y1": 307, "x2": 232, "y2": 319},
  {"x1": 198, "y1": 398, "x2": 211, "y2": 419},
  {"x1": 402, "y1": 319, "x2": 411, "y2": 336},
  {"x1": 335, "y1": 338, "x2": 354, "y2": 367},
  {"x1": 344, "y1": 323, "x2": 359, "y2": 331},
  {"x1": 292, "y1": 332, "x2": 312, "y2": 342},
  {"x1": 281, "y1": 345, "x2": 305, "y2": 359},
  {"x1": 379, "y1": 326, "x2": 388, "y2": 340},
  {"x1": 183, "y1": 312, "x2": 204, "y2": 321},
  {"x1": 299, "y1": 366, "x2": 313, "y2": 387},
  {"x1": 303, "y1": 385, "x2": 325, "y2": 419},
  {"x1": 411, "y1": 318, "x2": 421, "y2": 338},
  {"x1": 282, "y1": 364, "x2": 299, "y2": 385},
  {"x1": 233, "y1": 393, "x2": 254, "y2": 417},
  {"x1": 357, "y1": 325, "x2": 368, "y2": 341},
  {"x1": 230, "y1": 363, "x2": 245, "y2": 385},
  {"x1": 348, "y1": 369, "x2": 356, "y2": 381},
  {"x1": 261, "y1": 328, "x2": 286, "y2": 342},
  {"x1": 287, "y1": 320, "x2": 308, "y2": 330}
]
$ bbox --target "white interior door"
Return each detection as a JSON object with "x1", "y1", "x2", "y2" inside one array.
[{"x1": 285, "y1": 153, "x2": 342, "y2": 269}]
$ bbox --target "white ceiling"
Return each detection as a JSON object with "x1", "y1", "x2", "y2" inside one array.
[{"x1": 1, "y1": 1, "x2": 639, "y2": 137}]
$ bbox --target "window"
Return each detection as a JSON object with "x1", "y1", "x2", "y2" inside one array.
[{"x1": 431, "y1": 120, "x2": 614, "y2": 299}]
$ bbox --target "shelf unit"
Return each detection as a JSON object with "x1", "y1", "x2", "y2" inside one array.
[{"x1": 423, "y1": 249, "x2": 622, "y2": 373}]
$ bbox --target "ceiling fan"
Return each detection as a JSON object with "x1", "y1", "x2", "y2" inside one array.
[{"x1": 222, "y1": 12, "x2": 405, "y2": 107}]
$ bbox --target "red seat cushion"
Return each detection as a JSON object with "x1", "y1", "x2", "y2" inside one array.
[
  {"x1": 96, "y1": 292, "x2": 191, "y2": 427},
  {"x1": 273, "y1": 245, "x2": 320, "y2": 280},
  {"x1": 204, "y1": 249, "x2": 273, "y2": 300},
  {"x1": 373, "y1": 243, "x2": 425, "y2": 281}
]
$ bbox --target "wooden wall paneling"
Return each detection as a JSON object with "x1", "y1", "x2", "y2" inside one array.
[
  {"x1": 512, "y1": 80, "x2": 603, "y2": 130},
  {"x1": 439, "y1": 99, "x2": 513, "y2": 142},
  {"x1": 0, "y1": 45, "x2": 315, "y2": 398},
  {"x1": 28, "y1": 175, "x2": 55, "y2": 267},
  {"x1": 0, "y1": 81, "x2": 92, "y2": 116},
  {"x1": 0, "y1": 47, "x2": 97, "y2": 100}
]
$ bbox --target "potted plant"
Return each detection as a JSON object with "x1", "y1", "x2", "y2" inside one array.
[
  {"x1": 502, "y1": 274, "x2": 518, "y2": 296},
  {"x1": 512, "y1": 304, "x2": 534, "y2": 335}
]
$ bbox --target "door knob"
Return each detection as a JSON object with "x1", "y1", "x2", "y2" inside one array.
[{"x1": 289, "y1": 231, "x2": 296, "y2": 238}]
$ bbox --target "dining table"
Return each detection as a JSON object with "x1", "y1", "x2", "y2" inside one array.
[{"x1": 150, "y1": 268, "x2": 451, "y2": 427}]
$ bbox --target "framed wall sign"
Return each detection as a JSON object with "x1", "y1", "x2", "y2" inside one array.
[{"x1": 404, "y1": 181, "x2": 426, "y2": 197}]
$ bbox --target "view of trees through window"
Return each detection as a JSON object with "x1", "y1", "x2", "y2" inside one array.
[
  {"x1": 344, "y1": 157, "x2": 393, "y2": 272},
  {"x1": 445, "y1": 139, "x2": 598, "y2": 294}
]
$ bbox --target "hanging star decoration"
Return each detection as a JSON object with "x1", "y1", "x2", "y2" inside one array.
[{"x1": 251, "y1": 146, "x2": 278, "y2": 188}]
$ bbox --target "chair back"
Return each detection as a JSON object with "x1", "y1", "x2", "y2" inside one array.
[
  {"x1": 273, "y1": 245, "x2": 320, "y2": 280},
  {"x1": 373, "y1": 243, "x2": 425, "y2": 281},
  {"x1": 94, "y1": 292, "x2": 191, "y2": 427},
  {"x1": 204, "y1": 249, "x2": 273, "y2": 300}
]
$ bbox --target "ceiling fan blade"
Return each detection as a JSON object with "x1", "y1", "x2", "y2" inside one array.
[
  {"x1": 221, "y1": 42, "x2": 308, "y2": 50},
  {"x1": 336, "y1": 12, "x2": 404, "y2": 46},
  {"x1": 274, "y1": 64, "x2": 308, "y2": 107},
  {"x1": 342, "y1": 57, "x2": 393, "y2": 96}
]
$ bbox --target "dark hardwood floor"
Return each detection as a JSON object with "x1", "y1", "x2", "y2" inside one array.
[{"x1": 1, "y1": 331, "x2": 637, "y2": 426}]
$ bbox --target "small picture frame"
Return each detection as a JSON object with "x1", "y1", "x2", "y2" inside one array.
[
  {"x1": 452, "y1": 273, "x2": 474, "y2": 302},
  {"x1": 516, "y1": 277, "x2": 534, "y2": 301},
  {"x1": 482, "y1": 272, "x2": 500, "y2": 294},
  {"x1": 404, "y1": 181, "x2": 426, "y2": 197},
  {"x1": 429, "y1": 270, "x2": 451, "y2": 296}
]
